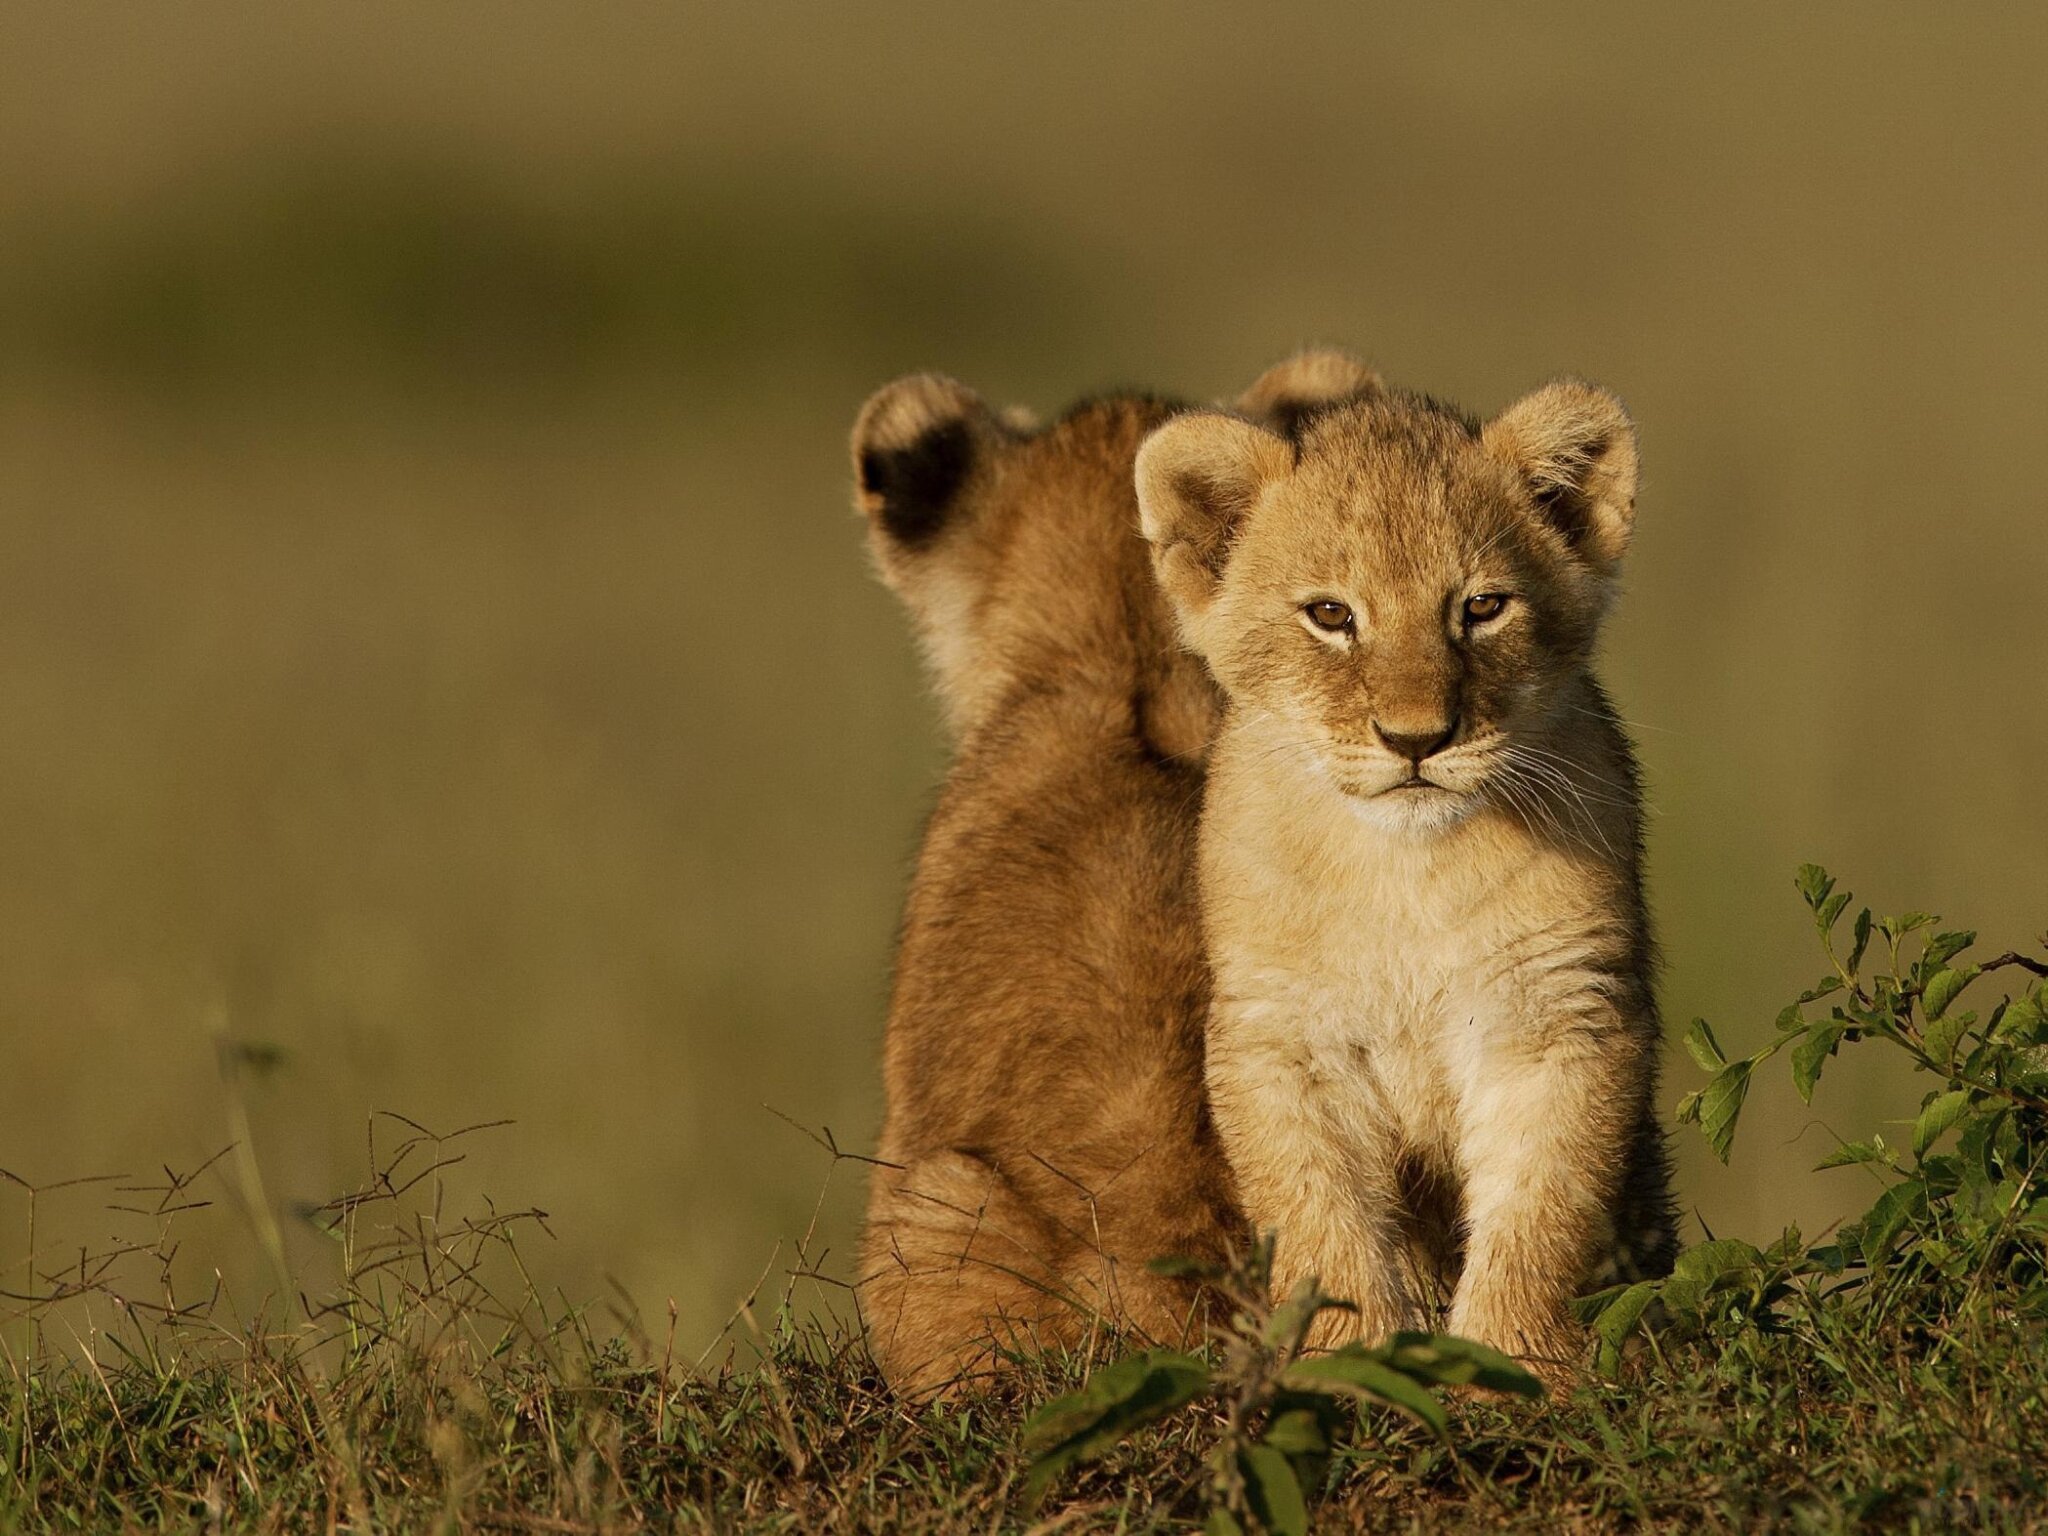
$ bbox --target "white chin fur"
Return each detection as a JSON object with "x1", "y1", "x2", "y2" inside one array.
[{"x1": 1345, "y1": 784, "x2": 1477, "y2": 835}]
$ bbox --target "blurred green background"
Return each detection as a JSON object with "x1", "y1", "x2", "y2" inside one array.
[{"x1": 2, "y1": 4, "x2": 2042, "y2": 1350}]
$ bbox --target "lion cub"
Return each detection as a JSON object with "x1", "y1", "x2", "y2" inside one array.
[
  {"x1": 1136, "y1": 370, "x2": 1677, "y2": 1379},
  {"x1": 851, "y1": 358, "x2": 1378, "y2": 1393}
]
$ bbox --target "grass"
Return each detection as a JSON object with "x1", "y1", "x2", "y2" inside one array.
[
  {"x1": 5, "y1": 1156, "x2": 2043, "y2": 1533},
  {"x1": 5, "y1": 1247, "x2": 2045, "y2": 1532},
  {"x1": 8, "y1": 878, "x2": 2048, "y2": 1533}
]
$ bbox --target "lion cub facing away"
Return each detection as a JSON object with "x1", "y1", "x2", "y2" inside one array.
[
  {"x1": 1136, "y1": 375, "x2": 1677, "y2": 1380},
  {"x1": 851, "y1": 359, "x2": 1377, "y2": 1393}
]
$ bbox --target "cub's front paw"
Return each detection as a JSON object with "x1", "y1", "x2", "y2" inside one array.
[{"x1": 1448, "y1": 1308, "x2": 1585, "y2": 1396}]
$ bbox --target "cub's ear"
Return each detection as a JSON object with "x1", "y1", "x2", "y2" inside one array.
[
  {"x1": 1482, "y1": 380, "x2": 1639, "y2": 576},
  {"x1": 1135, "y1": 412, "x2": 1292, "y2": 626},
  {"x1": 850, "y1": 374, "x2": 1001, "y2": 553},
  {"x1": 1236, "y1": 347, "x2": 1382, "y2": 436}
]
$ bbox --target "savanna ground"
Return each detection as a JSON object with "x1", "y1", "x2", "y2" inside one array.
[
  {"x1": 7, "y1": 1255, "x2": 2043, "y2": 1534},
  {"x1": 8, "y1": 877, "x2": 2047, "y2": 1532}
]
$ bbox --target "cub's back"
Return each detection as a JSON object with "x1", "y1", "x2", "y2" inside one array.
[
  {"x1": 883, "y1": 398, "x2": 1221, "y2": 1141},
  {"x1": 853, "y1": 388, "x2": 1235, "y2": 1391}
]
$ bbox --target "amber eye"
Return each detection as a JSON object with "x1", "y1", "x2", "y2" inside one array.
[
  {"x1": 1304, "y1": 599, "x2": 1354, "y2": 633},
  {"x1": 1462, "y1": 593, "x2": 1509, "y2": 625}
]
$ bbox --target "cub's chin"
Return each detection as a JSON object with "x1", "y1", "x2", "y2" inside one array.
[{"x1": 1339, "y1": 779, "x2": 1479, "y2": 836}]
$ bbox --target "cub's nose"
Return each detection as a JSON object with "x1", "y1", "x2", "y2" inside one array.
[{"x1": 1373, "y1": 717, "x2": 1458, "y2": 766}]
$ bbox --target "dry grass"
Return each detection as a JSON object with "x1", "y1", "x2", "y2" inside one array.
[{"x1": 6, "y1": 1099, "x2": 2045, "y2": 1534}]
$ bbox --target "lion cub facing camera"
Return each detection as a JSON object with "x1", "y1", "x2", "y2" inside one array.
[
  {"x1": 1136, "y1": 373, "x2": 1677, "y2": 1380},
  {"x1": 852, "y1": 357, "x2": 1384, "y2": 1393}
]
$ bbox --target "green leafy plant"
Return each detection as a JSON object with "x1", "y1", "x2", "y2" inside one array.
[
  {"x1": 1021, "y1": 1236, "x2": 1540, "y2": 1534},
  {"x1": 1588, "y1": 864, "x2": 2048, "y2": 1369}
]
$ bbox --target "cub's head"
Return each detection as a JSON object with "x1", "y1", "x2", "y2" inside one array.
[
  {"x1": 850, "y1": 353, "x2": 1381, "y2": 746},
  {"x1": 1136, "y1": 376, "x2": 1638, "y2": 832}
]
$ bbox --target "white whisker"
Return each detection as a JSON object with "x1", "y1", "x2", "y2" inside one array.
[{"x1": 1493, "y1": 749, "x2": 1620, "y2": 860}]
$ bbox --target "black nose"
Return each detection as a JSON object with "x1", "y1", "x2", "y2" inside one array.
[{"x1": 1373, "y1": 717, "x2": 1458, "y2": 766}]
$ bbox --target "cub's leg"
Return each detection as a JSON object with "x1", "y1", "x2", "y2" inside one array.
[
  {"x1": 1207, "y1": 1032, "x2": 1423, "y2": 1346},
  {"x1": 1089, "y1": 1208, "x2": 1236, "y2": 1351},
  {"x1": 1103, "y1": 1265, "x2": 1215, "y2": 1350},
  {"x1": 858, "y1": 1151, "x2": 1077, "y2": 1395},
  {"x1": 1447, "y1": 1029, "x2": 1645, "y2": 1385}
]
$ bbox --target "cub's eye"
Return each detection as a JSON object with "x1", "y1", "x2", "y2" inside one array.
[
  {"x1": 1304, "y1": 599, "x2": 1354, "y2": 633},
  {"x1": 1462, "y1": 593, "x2": 1510, "y2": 625}
]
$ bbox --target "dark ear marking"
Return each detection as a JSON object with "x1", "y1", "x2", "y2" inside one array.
[
  {"x1": 858, "y1": 418, "x2": 975, "y2": 550},
  {"x1": 850, "y1": 373, "x2": 996, "y2": 552},
  {"x1": 1529, "y1": 439, "x2": 1607, "y2": 547},
  {"x1": 1262, "y1": 397, "x2": 1326, "y2": 443},
  {"x1": 1524, "y1": 424, "x2": 1625, "y2": 555}
]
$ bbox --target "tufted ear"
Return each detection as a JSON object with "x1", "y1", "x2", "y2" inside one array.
[
  {"x1": 1236, "y1": 347, "x2": 1383, "y2": 436},
  {"x1": 850, "y1": 374, "x2": 1002, "y2": 554},
  {"x1": 1482, "y1": 380, "x2": 1639, "y2": 577},
  {"x1": 1135, "y1": 412, "x2": 1292, "y2": 629}
]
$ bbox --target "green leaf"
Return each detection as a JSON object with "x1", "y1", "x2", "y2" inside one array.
[
  {"x1": 1380, "y1": 1333, "x2": 1543, "y2": 1397},
  {"x1": 1022, "y1": 1349, "x2": 1211, "y2": 1499},
  {"x1": 1817, "y1": 890, "x2": 1851, "y2": 934},
  {"x1": 1922, "y1": 966, "x2": 1978, "y2": 1022},
  {"x1": 1816, "y1": 1136, "x2": 1893, "y2": 1171},
  {"x1": 1238, "y1": 1445, "x2": 1309, "y2": 1536},
  {"x1": 1922, "y1": 1008, "x2": 1971, "y2": 1071},
  {"x1": 1848, "y1": 907, "x2": 1874, "y2": 971},
  {"x1": 1671, "y1": 1238, "x2": 1763, "y2": 1285},
  {"x1": 1699, "y1": 1061, "x2": 1753, "y2": 1163},
  {"x1": 1260, "y1": 1402, "x2": 1332, "y2": 1501},
  {"x1": 1025, "y1": 1350, "x2": 1211, "y2": 1449},
  {"x1": 1921, "y1": 930, "x2": 1977, "y2": 972},
  {"x1": 1993, "y1": 990, "x2": 2047, "y2": 1044},
  {"x1": 1995, "y1": 1110, "x2": 2024, "y2": 1169},
  {"x1": 1955, "y1": 1109, "x2": 2006, "y2": 1190},
  {"x1": 1881, "y1": 910, "x2": 1936, "y2": 940},
  {"x1": 1280, "y1": 1347, "x2": 1449, "y2": 1438},
  {"x1": 1911, "y1": 1089, "x2": 1972, "y2": 1160},
  {"x1": 1660, "y1": 1239, "x2": 1763, "y2": 1315},
  {"x1": 1858, "y1": 1179, "x2": 1928, "y2": 1264},
  {"x1": 1805, "y1": 1244, "x2": 1847, "y2": 1275},
  {"x1": 1795, "y1": 864, "x2": 1835, "y2": 910},
  {"x1": 1673, "y1": 1089, "x2": 1702, "y2": 1124},
  {"x1": 1791, "y1": 1021, "x2": 1845, "y2": 1104},
  {"x1": 1797, "y1": 976, "x2": 1845, "y2": 1004},
  {"x1": 1205, "y1": 1510, "x2": 1248, "y2": 1536},
  {"x1": 1589, "y1": 1280, "x2": 1657, "y2": 1378},
  {"x1": 1263, "y1": 1277, "x2": 1341, "y2": 1351},
  {"x1": 1260, "y1": 1406, "x2": 1329, "y2": 1458},
  {"x1": 1762, "y1": 1223, "x2": 1806, "y2": 1265},
  {"x1": 1683, "y1": 1018, "x2": 1726, "y2": 1072},
  {"x1": 1573, "y1": 1281, "x2": 1631, "y2": 1323}
]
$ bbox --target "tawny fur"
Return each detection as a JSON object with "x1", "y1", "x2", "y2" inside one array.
[
  {"x1": 1136, "y1": 368, "x2": 1677, "y2": 1384},
  {"x1": 850, "y1": 355, "x2": 1378, "y2": 1394}
]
